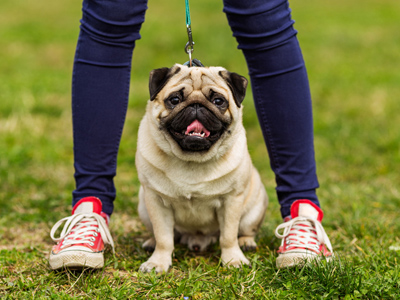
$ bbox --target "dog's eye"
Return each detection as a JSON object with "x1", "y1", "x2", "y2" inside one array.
[
  {"x1": 213, "y1": 98, "x2": 225, "y2": 106},
  {"x1": 169, "y1": 96, "x2": 180, "y2": 106}
]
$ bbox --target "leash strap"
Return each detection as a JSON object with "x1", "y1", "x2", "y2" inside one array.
[
  {"x1": 185, "y1": 0, "x2": 191, "y2": 26},
  {"x1": 184, "y1": 0, "x2": 194, "y2": 66}
]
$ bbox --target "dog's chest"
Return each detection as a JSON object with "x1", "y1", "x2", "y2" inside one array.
[
  {"x1": 153, "y1": 169, "x2": 232, "y2": 231},
  {"x1": 166, "y1": 195, "x2": 222, "y2": 233},
  {"x1": 153, "y1": 165, "x2": 236, "y2": 200}
]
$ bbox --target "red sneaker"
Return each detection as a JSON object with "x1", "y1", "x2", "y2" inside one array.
[
  {"x1": 275, "y1": 200, "x2": 334, "y2": 268},
  {"x1": 49, "y1": 197, "x2": 114, "y2": 270}
]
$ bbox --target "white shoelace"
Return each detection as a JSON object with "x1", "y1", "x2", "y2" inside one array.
[
  {"x1": 275, "y1": 216, "x2": 333, "y2": 253},
  {"x1": 50, "y1": 213, "x2": 115, "y2": 253}
]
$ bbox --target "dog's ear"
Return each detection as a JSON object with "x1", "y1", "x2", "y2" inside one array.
[
  {"x1": 219, "y1": 71, "x2": 248, "y2": 107},
  {"x1": 149, "y1": 66, "x2": 181, "y2": 101}
]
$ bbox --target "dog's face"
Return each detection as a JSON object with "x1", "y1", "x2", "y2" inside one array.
[{"x1": 147, "y1": 64, "x2": 248, "y2": 157}]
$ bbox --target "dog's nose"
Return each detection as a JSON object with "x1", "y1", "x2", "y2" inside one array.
[
  {"x1": 190, "y1": 103, "x2": 202, "y2": 110},
  {"x1": 190, "y1": 103, "x2": 208, "y2": 117}
]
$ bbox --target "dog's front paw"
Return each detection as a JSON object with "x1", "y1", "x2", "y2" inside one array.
[
  {"x1": 139, "y1": 251, "x2": 172, "y2": 273},
  {"x1": 221, "y1": 247, "x2": 250, "y2": 268},
  {"x1": 139, "y1": 259, "x2": 171, "y2": 273}
]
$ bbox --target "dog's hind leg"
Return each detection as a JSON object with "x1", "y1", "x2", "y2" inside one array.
[
  {"x1": 239, "y1": 174, "x2": 268, "y2": 251},
  {"x1": 142, "y1": 237, "x2": 156, "y2": 252},
  {"x1": 238, "y1": 204, "x2": 266, "y2": 251},
  {"x1": 238, "y1": 236, "x2": 257, "y2": 251},
  {"x1": 138, "y1": 186, "x2": 156, "y2": 251}
]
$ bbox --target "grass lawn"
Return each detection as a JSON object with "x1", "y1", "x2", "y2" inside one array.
[{"x1": 1, "y1": 0, "x2": 400, "y2": 298}]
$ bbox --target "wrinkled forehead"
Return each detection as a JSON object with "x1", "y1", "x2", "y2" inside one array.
[{"x1": 168, "y1": 65, "x2": 229, "y2": 95}]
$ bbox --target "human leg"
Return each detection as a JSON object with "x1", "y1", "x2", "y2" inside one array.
[
  {"x1": 223, "y1": 0, "x2": 319, "y2": 218},
  {"x1": 72, "y1": 0, "x2": 148, "y2": 216},
  {"x1": 223, "y1": 0, "x2": 333, "y2": 267},
  {"x1": 49, "y1": 0, "x2": 148, "y2": 269}
]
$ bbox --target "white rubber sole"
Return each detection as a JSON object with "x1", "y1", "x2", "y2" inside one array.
[
  {"x1": 276, "y1": 251, "x2": 333, "y2": 268},
  {"x1": 49, "y1": 250, "x2": 104, "y2": 270}
]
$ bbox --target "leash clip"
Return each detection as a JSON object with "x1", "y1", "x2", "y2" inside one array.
[{"x1": 185, "y1": 24, "x2": 194, "y2": 67}]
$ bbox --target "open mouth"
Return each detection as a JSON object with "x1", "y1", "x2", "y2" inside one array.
[
  {"x1": 167, "y1": 107, "x2": 227, "y2": 152},
  {"x1": 185, "y1": 120, "x2": 210, "y2": 138}
]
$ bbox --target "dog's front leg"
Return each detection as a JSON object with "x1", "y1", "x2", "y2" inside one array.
[
  {"x1": 217, "y1": 197, "x2": 250, "y2": 268},
  {"x1": 139, "y1": 190, "x2": 174, "y2": 273}
]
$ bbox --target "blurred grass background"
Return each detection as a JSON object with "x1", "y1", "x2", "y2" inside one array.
[{"x1": 0, "y1": 0, "x2": 400, "y2": 298}]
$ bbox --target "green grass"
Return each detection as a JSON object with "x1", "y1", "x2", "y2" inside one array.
[{"x1": 1, "y1": 0, "x2": 400, "y2": 298}]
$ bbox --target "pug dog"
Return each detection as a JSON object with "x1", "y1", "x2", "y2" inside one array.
[{"x1": 136, "y1": 63, "x2": 268, "y2": 273}]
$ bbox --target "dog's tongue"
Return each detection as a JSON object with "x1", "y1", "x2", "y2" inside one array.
[{"x1": 185, "y1": 120, "x2": 210, "y2": 138}]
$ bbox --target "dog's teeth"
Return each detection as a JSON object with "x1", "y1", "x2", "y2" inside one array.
[{"x1": 187, "y1": 131, "x2": 206, "y2": 137}]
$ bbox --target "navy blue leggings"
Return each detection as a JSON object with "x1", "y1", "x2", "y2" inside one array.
[{"x1": 72, "y1": 0, "x2": 320, "y2": 218}]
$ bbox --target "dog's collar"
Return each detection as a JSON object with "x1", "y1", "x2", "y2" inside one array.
[{"x1": 183, "y1": 58, "x2": 204, "y2": 67}]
